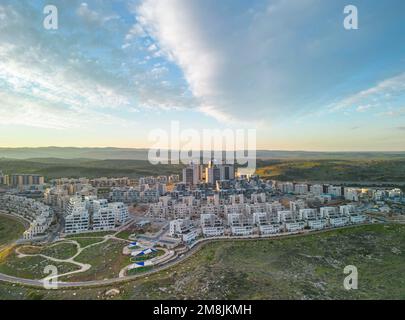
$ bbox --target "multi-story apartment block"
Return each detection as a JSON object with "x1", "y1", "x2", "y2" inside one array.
[
  {"x1": 92, "y1": 207, "x2": 116, "y2": 231},
  {"x1": 320, "y1": 206, "x2": 338, "y2": 218},
  {"x1": 65, "y1": 210, "x2": 89, "y2": 234},
  {"x1": 290, "y1": 199, "x2": 306, "y2": 213},
  {"x1": 344, "y1": 188, "x2": 360, "y2": 201},
  {"x1": 169, "y1": 219, "x2": 198, "y2": 243},
  {"x1": 310, "y1": 184, "x2": 324, "y2": 196},
  {"x1": 108, "y1": 202, "x2": 129, "y2": 224},
  {"x1": 339, "y1": 204, "x2": 357, "y2": 215},
  {"x1": 278, "y1": 182, "x2": 294, "y2": 193},
  {"x1": 0, "y1": 195, "x2": 54, "y2": 240},
  {"x1": 327, "y1": 185, "x2": 343, "y2": 198},
  {"x1": 294, "y1": 184, "x2": 308, "y2": 195},
  {"x1": 0, "y1": 172, "x2": 10, "y2": 185},
  {"x1": 227, "y1": 213, "x2": 253, "y2": 236},
  {"x1": 253, "y1": 211, "x2": 280, "y2": 234},
  {"x1": 200, "y1": 213, "x2": 224, "y2": 237},
  {"x1": 64, "y1": 196, "x2": 129, "y2": 234},
  {"x1": 9, "y1": 174, "x2": 45, "y2": 187},
  {"x1": 109, "y1": 187, "x2": 139, "y2": 203},
  {"x1": 285, "y1": 221, "x2": 306, "y2": 232}
]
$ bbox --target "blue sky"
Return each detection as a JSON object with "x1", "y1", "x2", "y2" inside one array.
[{"x1": 0, "y1": 0, "x2": 404, "y2": 150}]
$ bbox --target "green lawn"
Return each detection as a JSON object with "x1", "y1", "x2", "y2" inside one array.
[
  {"x1": 115, "y1": 230, "x2": 135, "y2": 240},
  {"x1": 0, "y1": 251, "x2": 80, "y2": 280},
  {"x1": 39, "y1": 242, "x2": 79, "y2": 260},
  {"x1": 0, "y1": 215, "x2": 25, "y2": 247},
  {"x1": 18, "y1": 242, "x2": 79, "y2": 260},
  {"x1": 60, "y1": 239, "x2": 130, "y2": 282}
]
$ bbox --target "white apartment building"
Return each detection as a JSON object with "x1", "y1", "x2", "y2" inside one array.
[
  {"x1": 344, "y1": 188, "x2": 360, "y2": 202},
  {"x1": 278, "y1": 182, "x2": 294, "y2": 193},
  {"x1": 64, "y1": 196, "x2": 129, "y2": 233},
  {"x1": 327, "y1": 185, "x2": 342, "y2": 197},
  {"x1": 298, "y1": 208, "x2": 319, "y2": 220},
  {"x1": 249, "y1": 203, "x2": 271, "y2": 214},
  {"x1": 320, "y1": 206, "x2": 338, "y2": 218},
  {"x1": 199, "y1": 204, "x2": 222, "y2": 215},
  {"x1": 200, "y1": 214, "x2": 224, "y2": 237},
  {"x1": 65, "y1": 209, "x2": 89, "y2": 234},
  {"x1": 310, "y1": 184, "x2": 324, "y2": 196},
  {"x1": 172, "y1": 203, "x2": 193, "y2": 219},
  {"x1": 294, "y1": 184, "x2": 308, "y2": 195},
  {"x1": 290, "y1": 199, "x2": 306, "y2": 213},
  {"x1": 109, "y1": 187, "x2": 139, "y2": 203},
  {"x1": 169, "y1": 219, "x2": 193, "y2": 236},
  {"x1": 277, "y1": 210, "x2": 296, "y2": 223},
  {"x1": 373, "y1": 190, "x2": 386, "y2": 201},
  {"x1": 182, "y1": 229, "x2": 199, "y2": 243},
  {"x1": 0, "y1": 195, "x2": 54, "y2": 240},
  {"x1": 285, "y1": 221, "x2": 305, "y2": 232},
  {"x1": 250, "y1": 193, "x2": 266, "y2": 204},
  {"x1": 92, "y1": 199, "x2": 108, "y2": 213},
  {"x1": 230, "y1": 194, "x2": 245, "y2": 205},
  {"x1": 224, "y1": 203, "x2": 249, "y2": 215},
  {"x1": 148, "y1": 204, "x2": 169, "y2": 219},
  {"x1": 108, "y1": 202, "x2": 129, "y2": 224},
  {"x1": 269, "y1": 201, "x2": 283, "y2": 214},
  {"x1": 259, "y1": 224, "x2": 280, "y2": 234},
  {"x1": 253, "y1": 212, "x2": 280, "y2": 235},
  {"x1": 228, "y1": 213, "x2": 253, "y2": 236},
  {"x1": 350, "y1": 214, "x2": 367, "y2": 224},
  {"x1": 307, "y1": 219, "x2": 327, "y2": 230},
  {"x1": 329, "y1": 216, "x2": 349, "y2": 227},
  {"x1": 389, "y1": 188, "x2": 403, "y2": 198},
  {"x1": 92, "y1": 207, "x2": 116, "y2": 231},
  {"x1": 169, "y1": 219, "x2": 198, "y2": 243},
  {"x1": 339, "y1": 204, "x2": 357, "y2": 215}
]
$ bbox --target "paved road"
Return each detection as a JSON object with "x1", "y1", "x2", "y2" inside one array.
[{"x1": 0, "y1": 222, "x2": 377, "y2": 289}]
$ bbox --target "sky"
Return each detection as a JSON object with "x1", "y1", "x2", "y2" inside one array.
[{"x1": 0, "y1": 0, "x2": 405, "y2": 151}]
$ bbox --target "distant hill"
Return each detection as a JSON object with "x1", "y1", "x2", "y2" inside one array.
[
  {"x1": 0, "y1": 147, "x2": 150, "y2": 160},
  {"x1": 1, "y1": 147, "x2": 405, "y2": 160},
  {"x1": 0, "y1": 158, "x2": 183, "y2": 180}
]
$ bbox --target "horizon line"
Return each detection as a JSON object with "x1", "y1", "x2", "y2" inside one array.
[{"x1": 1, "y1": 146, "x2": 405, "y2": 153}]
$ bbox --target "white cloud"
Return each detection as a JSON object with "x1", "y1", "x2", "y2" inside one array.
[
  {"x1": 132, "y1": 0, "x2": 333, "y2": 123},
  {"x1": 136, "y1": 0, "x2": 223, "y2": 114},
  {"x1": 77, "y1": 2, "x2": 119, "y2": 25},
  {"x1": 0, "y1": 48, "x2": 132, "y2": 111},
  {"x1": 125, "y1": 23, "x2": 147, "y2": 40},
  {"x1": 329, "y1": 73, "x2": 405, "y2": 112}
]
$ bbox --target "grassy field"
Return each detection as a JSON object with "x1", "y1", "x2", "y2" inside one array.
[
  {"x1": 0, "y1": 251, "x2": 80, "y2": 280},
  {"x1": 36, "y1": 242, "x2": 78, "y2": 260},
  {"x1": 255, "y1": 159, "x2": 405, "y2": 183},
  {"x1": 0, "y1": 215, "x2": 25, "y2": 247},
  {"x1": 60, "y1": 239, "x2": 130, "y2": 282},
  {"x1": 0, "y1": 224, "x2": 405, "y2": 299}
]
